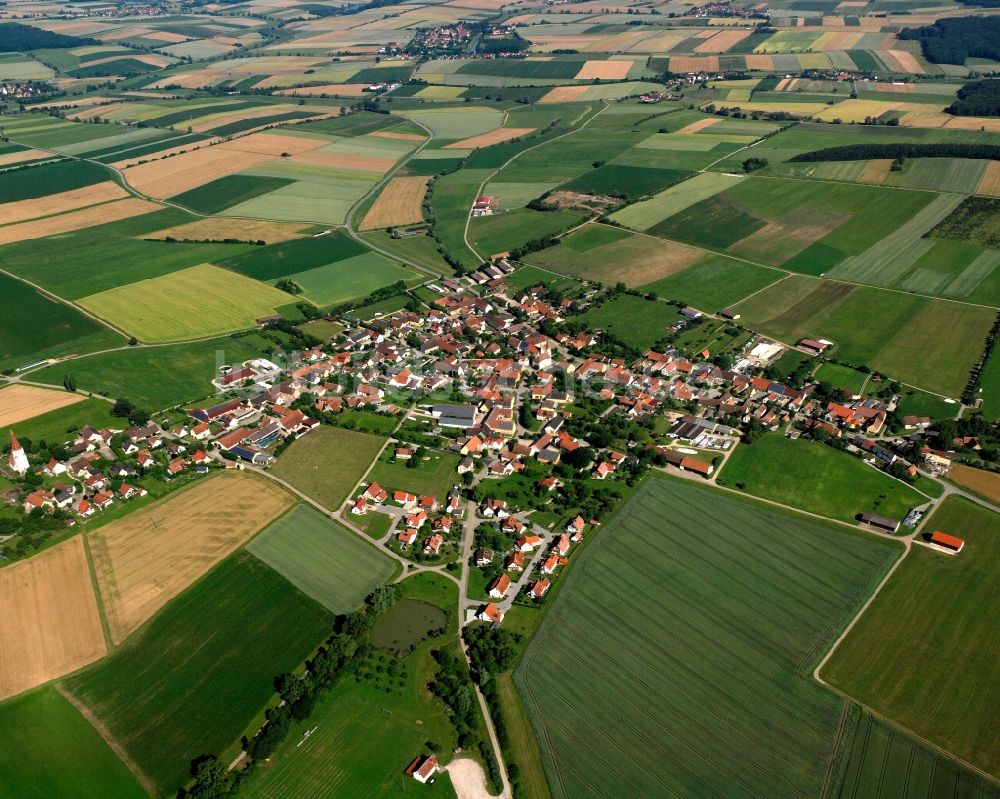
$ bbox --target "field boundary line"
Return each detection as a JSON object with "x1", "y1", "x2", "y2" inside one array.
[
  {"x1": 462, "y1": 102, "x2": 609, "y2": 263},
  {"x1": 55, "y1": 683, "x2": 158, "y2": 796},
  {"x1": 79, "y1": 531, "x2": 114, "y2": 653}
]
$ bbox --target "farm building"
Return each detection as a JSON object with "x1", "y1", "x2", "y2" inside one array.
[
  {"x1": 859, "y1": 512, "x2": 900, "y2": 533},
  {"x1": 929, "y1": 531, "x2": 965, "y2": 553},
  {"x1": 798, "y1": 338, "x2": 830, "y2": 355},
  {"x1": 405, "y1": 755, "x2": 439, "y2": 783}
]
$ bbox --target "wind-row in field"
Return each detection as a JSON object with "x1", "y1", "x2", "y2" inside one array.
[{"x1": 516, "y1": 476, "x2": 900, "y2": 799}]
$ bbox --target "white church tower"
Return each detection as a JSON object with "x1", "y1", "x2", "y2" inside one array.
[{"x1": 8, "y1": 430, "x2": 28, "y2": 475}]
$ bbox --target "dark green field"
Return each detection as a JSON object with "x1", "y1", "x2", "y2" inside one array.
[
  {"x1": 560, "y1": 164, "x2": 691, "y2": 200},
  {"x1": 578, "y1": 294, "x2": 684, "y2": 350},
  {"x1": 470, "y1": 208, "x2": 586, "y2": 257},
  {"x1": 0, "y1": 208, "x2": 257, "y2": 299},
  {"x1": 64, "y1": 552, "x2": 333, "y2": 796},
  {"x1": 0, "y1": 272, "x2": 123, "y2": 369},
  {"x1": 0, "y1": 688, "x2": 148, "y2": 799},
  {"x1": 0, "y1": 159, "x2": 108, "y2": 201},
  {"x1": 835, "y1": 712, "x2": 1000, "y2": 799},
  {"x1": 516, "y1": 476, "x2": 900, "y2": 799},
  {"x1": 31, "y1": 334, "x2": 270, "y2": 411},
  {"x1": 170, "y1": 175, "x2": 295, "y2": 215},
  {"x1": 217, "y1": 230, "x2": 368, "y2": 281}
]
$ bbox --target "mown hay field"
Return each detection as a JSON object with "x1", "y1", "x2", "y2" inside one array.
[
  {"x1": 89, "y1": 471, "x2": 294, "y2": 644},
  {"x1": 78, "y1": 263, "x2": 292, "y2": 342},
  {"x1": 0, "y1": 537, "x2": 107, "y2": 701},
  {"x1": 0, "y1": 384, "x2": 85, "y2": 428},
  {"x1": 515, "y1": 476, "x2": 899, "y2": 799},
  {"x1": 610, "y1": 172, "x2": 743, "y2": 231},
  {"x1": 147, "y1": 217, "x2": 309, "y2": 244},
  {"x1": 64, "y1": 551, "x2": 332, "y2": 797},
  {"x1": 823, "y1": 497, "x2": 1000, "y2": 779},
  {"x1": 717, "y1": 433, "x2": 926, "y2": 523},
  {"x1": 269, "y1": 426, "x2": 387, "y2": 511},
  {"x1": 246, "y1": 505, "x2": 396, "y2": 613},
  {"x1": 359, "y1": 175, "x2": 428, "y2": 230}
]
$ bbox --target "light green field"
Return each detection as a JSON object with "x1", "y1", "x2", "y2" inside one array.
[
  {"x1": 246, "y1": 505, "x2": 396, "y2": 613},
  {"x1": 734, "y1": 276, "x2": 993, "y2": 396},
  {"x1": 0, "y1": 53, "x2": 55, "y2": 79},
  {"x1": 415, "y1": 85, "x2": 467, "y2": 98},
  {"x1": 883, "y1": 158, "x2": 989, "y2": 195},
  {"x1": 399, "y1": 107, "x2": 505, "y2": 139},
  {"x1": 484, "y1": 181, "x2": 558, "y2": 209},
  {"x1": 222, "y1": 178, "x2": 363, "y2": 224},
  {"x1": 824, "y1": 497, "x2": 1000, "y2": 779},
  {"x1": 270, "y1": 426, "x2": 387, "y2": 512},
  {"x1": 718, "y1": 433, "x2": 926, "y2": 524},
  {"x1": 78, "y1": 264, "x2": 289, "y2": 342},
  {"x1": 610, "y1": 172, "x2": 743, "y2": 231},
  {"x1": 813, "y1": 362, "x2": 868, "y2": 395},
  {"x1": 282, "y1": 252, "x2": 418, "y2": 307}
]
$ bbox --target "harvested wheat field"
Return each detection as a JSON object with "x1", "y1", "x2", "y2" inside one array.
[
  {"x1": 694, "y1": 29, "x2": 751, "y2": 53},
  {"x1": 540, "y1": 85, "x2": 588, "y2": 103},
  {"x1": 886, "y1": 49, "x2": 924, "y2": 74},
  {"x1": 945, "y1": 116, "x2": 1000, "y2": 133},
  {"x1": 0, "y1": 198, "x2": 158, "y2": 246},
  {"x1": 445, "y1": 127, "x2": 535, "y2": 150},
  {"x1": 220, "y1": 131, "x2": 329, "y2": 156},
  {"x1": 289, "y1": 150, "x2": 395, "y2": 172},
  {"x1": 0, "y1": 384, "x2": 85, "y2": 428},
  {"x1": 110, "y1": 139, "x2": 222, "y2": 169},
  {"x1": 147, "y1": 217, "x2": 309, "y2": 243},
  {"x1": 574, "y1": 60, "x2": 631, "y2": 80},
  {"x1": 360, "y1": 175, "x2": 428, "y2": 230},
  {"x1": 976, "y1": 161, "x2": 1000, "y2": 197},
  {"x1": 675, "y1": 118, "x2": 721, "y2": 135},
  {"x1": 274, "y1": 84, "x2": 368, "y2": 96},
  {"x1": 89, "y1": 471, "x2": 294, "y2": 643},
  {"x1": 669, "y1": 55, "x2": 720, "y2": 73},
  {"x1": 122, "y1": 147, "x2": 275, "y2": 197},
  {"x1": 947, "y1": 463, "x2": 1000, "y2": 504},
  {"x1": 0, "y1": 181, "x2": 127, "y2": 226},
  {"x1": 0, "y1": 536, "x2": 106, "y2": 701},
  {"x1": 861, "y1": 159, "x2": 892, "y2": 184},
  {"x1": 371, "y1": 130, "x2": 426, "y2": 142},
  {"x1": 0, "y1": 149, "x2": 47, "y2": 167}
]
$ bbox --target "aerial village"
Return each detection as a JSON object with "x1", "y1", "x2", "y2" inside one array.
[{"x1": 3, "y1": 256, "x2": 967, "y2": 604}]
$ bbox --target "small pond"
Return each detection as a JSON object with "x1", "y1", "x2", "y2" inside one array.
[{"x1": 371, "y1": 599, "x2": 448, "y2": 657}]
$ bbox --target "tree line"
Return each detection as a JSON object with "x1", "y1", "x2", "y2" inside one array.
[
  {"x1": 898, "y1": 16, "x2": 1000, "y2": 65},
  {"x1": 790, "y1": 142, "x2": 1000, "y2": 162}
]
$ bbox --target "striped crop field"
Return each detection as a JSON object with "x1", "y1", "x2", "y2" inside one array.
[{"x1": 515, "y1": 476, "x2": 901, "y2": 799}]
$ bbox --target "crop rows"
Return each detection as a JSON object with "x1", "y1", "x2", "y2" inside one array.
[{"x1": 516, "y1": 478, "x2": 898, "y2": 799}]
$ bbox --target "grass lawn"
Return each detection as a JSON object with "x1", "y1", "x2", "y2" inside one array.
[
  {"x1": 246, "y1": 505, "x2": 396, "y2": 613},
  {"x1": 717, "y1": 434, "x2": 927, "y2": 524},
  {"x1": 31, "y1": 334, "x2": 270, "y2": 412},
  {"x1": 240, "y1": 572, "x2": 460, "y2": 799},
  {"x1": 579, "y1": 295, "x2": 684, "y2": 351},
  {"x1": 368, "y1": 450, "x2": 460, "y2": 501},
  {"x1": 270, "y1": 426, "x2": 387, "y2": 512},
  {"x1": 823, "y1": 497, "x2": 1000, "y2": 779},
  {"x1": 813, "y1": 362, "x2": 868, "y2": 395},
  {"x1": 78, "y1": 264, "x2": 290, "y2": 343},
  {"x1": 515, "y1": 475, "x2": 899, "y2": 799},
  {"x1": 0, "y1": 687, "x2": 148, "y2": 799},
  {"x1": 64, "y1": 551, "x2": 333, "y2": 797}
]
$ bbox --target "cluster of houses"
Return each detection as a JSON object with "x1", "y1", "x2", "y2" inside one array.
[{"x1": 353, "y1": 480, "x2": 463, "y2": 558}]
